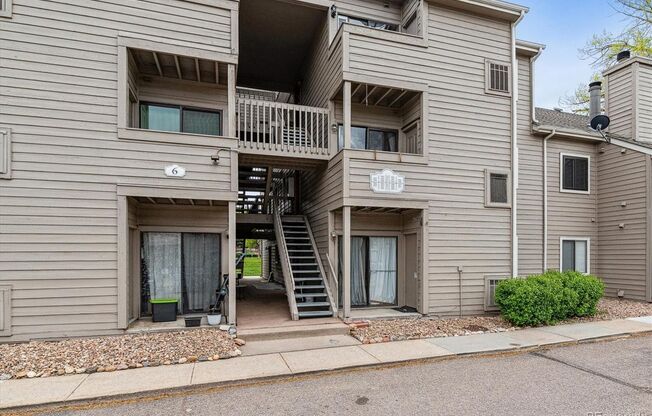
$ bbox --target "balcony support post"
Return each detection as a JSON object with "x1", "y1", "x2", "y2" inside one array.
[
  {"x1": 228, "y1": 64, "x2": 236, "y2": 138},
  {"x1": 343, "y1": 81, "x2": 352, "y2": 149},
  {"x1": 342, "y1": 206, "x2": 351, "y2": 319}
]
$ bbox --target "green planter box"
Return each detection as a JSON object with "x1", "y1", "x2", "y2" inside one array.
[{"x1": 150, "y1": 299, "x2": 178, "y2": 322}]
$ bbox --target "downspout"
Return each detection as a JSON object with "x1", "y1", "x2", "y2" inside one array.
[
  {"x1": 543, "y1": 129, "x2": 556, "y2": 271},
  {"x1": 511, "y1": 11, "x2": 525, "y2": 277}
]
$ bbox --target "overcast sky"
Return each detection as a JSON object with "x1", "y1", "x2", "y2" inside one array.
[{"x1": 516, "y1": 0, "x2": 630, "y2": 109}]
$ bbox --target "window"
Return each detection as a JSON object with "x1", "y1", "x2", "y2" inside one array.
[
  {"x1": 485, "y1": 169, "x2": 511, "y2": 208},
  {"x1": 338, "y1": 236, "x2": 398, "y2": 307},
  {"x1": 338, "y1": 125, "x2": 398, "y2": 152},
  {"x1": 561, "y1": 154, "x2": 590, "y2": 193},
  {"x1": 337, "y1": 14, "x2": 398, "y2": 32},
  {"x1": 561, "y1": 238, "x2": 589, "y2": 273},
  {"x1": 139, "y1": 103, "x2": 222, "y2": 136},
  {"x1": 0, "y1": 0, "x2": 13, "y2": 18},
  {"x1": 485, "y1": 60, "x2": 511, "y2": 96}
]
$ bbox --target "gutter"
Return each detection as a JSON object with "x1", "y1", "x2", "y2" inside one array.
[
  {"x1": 511, "y1": 10, "x2": 525, "y2": 277},
  {"x1": 542, "y1": 129, "x2": 556, "y2": 271}
]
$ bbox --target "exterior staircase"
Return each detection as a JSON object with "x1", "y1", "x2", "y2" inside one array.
[{"x1": 282, "y1": 217, "x2": 334, "y2": 318}]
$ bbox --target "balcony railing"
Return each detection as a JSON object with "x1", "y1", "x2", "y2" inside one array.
[{"x1": 236, "y1": 98, "x2": 329, "y2": 156}]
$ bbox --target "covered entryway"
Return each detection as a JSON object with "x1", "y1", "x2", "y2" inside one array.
[{"x1": 119, "y1": 190, "x2": 237, "y2": 331}]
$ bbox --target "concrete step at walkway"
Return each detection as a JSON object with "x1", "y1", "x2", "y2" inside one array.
[
  {"x1": 237, "y1": 321, "x2": 350, "y2": 342},
  {"x1": 240, "y1": 334, "x2": 361, "y2": 356}
]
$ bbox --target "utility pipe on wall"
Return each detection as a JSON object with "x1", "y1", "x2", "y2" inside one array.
[
  {"x1": 542, "y1": 129, "x2": 556, "y2": 271},
  {"x1": 511, "y1": 11, "x2": 526, "y2": 277}
]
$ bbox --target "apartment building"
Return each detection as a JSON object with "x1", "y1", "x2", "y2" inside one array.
[{"x1": 0, "y1": 0, "x2": 650, "y2": 342}]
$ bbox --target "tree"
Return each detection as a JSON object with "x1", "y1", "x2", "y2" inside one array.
[{"x1": 560, "y1": 0, "x2": 652, "y2": 114}]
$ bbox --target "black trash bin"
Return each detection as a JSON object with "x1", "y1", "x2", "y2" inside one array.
[{"x1": 150, "y1": 299, "x2": 178, "y2": 322}]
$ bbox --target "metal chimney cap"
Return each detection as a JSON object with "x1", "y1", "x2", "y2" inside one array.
[
  {"x1": 588, "y1": 81, "x2": 602, "y2": 88},
  {"x1": 617, "y1": 50, "x2": 631, "y2": 62}
]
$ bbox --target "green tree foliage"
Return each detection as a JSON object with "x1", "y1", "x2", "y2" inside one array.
[{"x1": 560, "y1": 0, "x2": 652, "y2": 114}]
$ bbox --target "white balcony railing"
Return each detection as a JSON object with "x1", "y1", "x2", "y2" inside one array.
[{"x1": 236, "y1": 98, "x2": 329, "y2": 156}]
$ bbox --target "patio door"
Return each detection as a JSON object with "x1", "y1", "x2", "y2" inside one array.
[
  {"x1": 339, "y1": 236, "x2": 398, "y2": 307},
  {"x1": 141, "y1": 232, "x2": 220, "y2": 315}
]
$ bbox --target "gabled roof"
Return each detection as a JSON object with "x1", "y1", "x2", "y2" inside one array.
[{"x1": 534, "y1": 107, "x2": 597, "y2": 137}]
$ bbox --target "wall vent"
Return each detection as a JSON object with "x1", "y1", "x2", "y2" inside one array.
[{"x1": 484, "y1": 276, "x2": 508, "y2": 311}]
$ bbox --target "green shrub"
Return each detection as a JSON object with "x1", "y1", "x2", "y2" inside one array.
[{"x1": 495, "y1": 271, "x2": 604, "y2": 326}]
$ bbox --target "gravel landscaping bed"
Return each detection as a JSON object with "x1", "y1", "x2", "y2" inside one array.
[
  {"x1": 351, "y1": 297, "x2": 652, "y2": 344},
  {"x1": 0, "y1": 328, "x2": 241, "y2": 380}
]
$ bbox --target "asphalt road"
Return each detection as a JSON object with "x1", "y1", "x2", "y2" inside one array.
[{"x1": 22, "y1": 335, "x2": 652, "y2": 416}]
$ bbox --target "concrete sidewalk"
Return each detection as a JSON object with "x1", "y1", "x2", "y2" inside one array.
[{"x1": 1, "y1": 316, "x2": 651, "y2": 410}]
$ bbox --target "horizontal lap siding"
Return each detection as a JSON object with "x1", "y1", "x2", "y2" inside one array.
[
  {"x1": 546, "y1": 139, "x2": 598, "y2": 273},
  {"x1": 301, "y1": 19, "x2": 343, "y2": 108},
  {"x1": 0, "y1": 0, "x2": 235, "y2": 341},
  {"x1": 516, "y1": 56, "x2": 544, "y2": 276},
  {"x1": 638, "y1": 64, "x2": 652, "y2": 142},
  {"x1": 301, "y1": 157, "x2": 344, "y2": 272},
  {"x1": 426, "y1": 6, "x2": 512, "y2": 316},
  {"x1": 606, "y1": 66, "x2": 633, "y2": 137},
  {"x1": 597, "y1": 145, "x2": 648, "y2": 300}
]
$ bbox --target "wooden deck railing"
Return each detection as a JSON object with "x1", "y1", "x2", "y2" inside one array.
[{"x1": 236, "y1": 98, "x2": 329, "y2": 156}]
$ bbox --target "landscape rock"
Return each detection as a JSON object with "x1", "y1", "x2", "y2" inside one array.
[
  {"x1": 234, "y1": 338, "x2": 246, "y2": 346},
  {"x1": 26, "y1": 371, "x2": 37, "y2": 378}
]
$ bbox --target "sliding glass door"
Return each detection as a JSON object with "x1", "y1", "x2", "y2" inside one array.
[
  {"x1": 338, "y1": 236, "x2": 398, "y2": 307},
  {"x1": 141, "y1": 232, "x2": 220, "y2": 315}
]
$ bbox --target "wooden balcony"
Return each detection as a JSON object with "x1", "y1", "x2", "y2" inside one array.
[{"x1": 236, "y1": 98, "x2": 330, "y2": 159}]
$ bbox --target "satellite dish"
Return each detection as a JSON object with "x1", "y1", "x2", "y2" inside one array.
[{"x1": 590, "y1": 114, "x2": 610, "y2": 131}]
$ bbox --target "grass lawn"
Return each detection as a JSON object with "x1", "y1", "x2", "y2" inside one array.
[{"x1": 243, "y1": 256, "x2": 261, "y2": 277}]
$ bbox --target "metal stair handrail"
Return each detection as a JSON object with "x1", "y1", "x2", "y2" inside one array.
[{"x1": 325, "y1": 253, "x2": 339, "y2": 310}]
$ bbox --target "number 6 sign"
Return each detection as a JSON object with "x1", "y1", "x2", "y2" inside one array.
[{"x1": 164, "y1": 165, "x2": 186, "y2": 178}]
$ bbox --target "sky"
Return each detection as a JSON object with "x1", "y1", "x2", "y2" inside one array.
[{"x1": 516, "y1": 0, "x2": 630, "y2": 109}]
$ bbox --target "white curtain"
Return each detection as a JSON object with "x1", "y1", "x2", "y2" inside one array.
[
  {"x1": 351, "y1": 237, "x2": 368, "y2": 306},
  {"x1": 183, "y1": 233, "x2": 220, "y2": 312},
  {"x1": 143, "y1": 232, "x2": 182, "y2": 310},
  {"x1": 368, "y1": 237, "x2": 397, "y2": 305},
  {"x1": 575, "y1": 240, "x2": 587, "y2": 273}
]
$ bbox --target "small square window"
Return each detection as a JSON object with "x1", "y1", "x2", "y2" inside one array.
[
  {"x1": 561, "y1": 238, "x2": 589, "y2": 273},
  {"x1": 485, "y1": 60, "x2": 511, "y2": 96},
  {"x1": 485, "y1": 169, "x2": 511, "y2": 208},
  {"x1": 561, "y1": 154, "x2": 589, "y2": 193}
]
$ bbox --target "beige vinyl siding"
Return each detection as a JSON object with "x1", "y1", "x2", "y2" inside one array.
[
  {"x1": 597, "y1": 145, "x2": 648, "y2": 300},
  {"x1": 606, "y1": 64, "x2": 633, "y2": 138},
  {"x1": 0, "y1": 0, "x2": 236, "y2": 341},
  {"x1": 516, "y1": 55, "x2": 544, "y2": 275},
  {"x1": 546, "y1": 139, "x2": 598, "y2": 273},
  {"x1": 638, "y1": 63, "x2": 652, "y2": 142},
  {"x1": 301, "y1": 18, "x2": 343, "y2": 108},
  {"x1": 301, "y1": 154, "x2": 344, "y2": 272}
]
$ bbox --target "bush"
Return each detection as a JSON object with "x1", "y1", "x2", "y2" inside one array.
[{"x1": 495, "y1": 271, "x2": 604, "y2": 326}]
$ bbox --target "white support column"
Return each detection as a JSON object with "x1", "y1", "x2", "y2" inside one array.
[
  {"x1": 343, "y1": 206, "x2": 351, "y2": 318},
  {"x1": 228, "y1": 201, "x2": 237, "y2": 324},
  {"x1": 116, "y1": 195, "x2": 128, "y2": 329},
  {"x1": 343, "y1": 81, "x2": 352, "y2": 149}
]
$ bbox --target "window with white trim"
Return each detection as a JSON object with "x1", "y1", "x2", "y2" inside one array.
[
  {"x1": 485, "y1": 169, "x2": 511, "y2": 208},
  {"x1": 0, "y1": 0, "x2": 12, "y2": 18},
  {"x1": 561, "y1": 238, "x2": 589, "y2": 273},
  {"x1": 485, "y1": 60, "x2": 511, "y2": 96},
  {"x1": 561, "y1": 154, "x2": 589, "y2": 193}
]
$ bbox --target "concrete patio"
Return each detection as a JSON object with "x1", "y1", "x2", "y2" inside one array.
[{"x1": 1, "y1": 317, "x2": 651, "y2": 410}]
